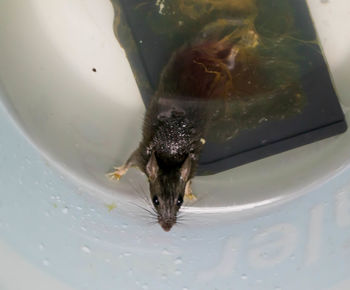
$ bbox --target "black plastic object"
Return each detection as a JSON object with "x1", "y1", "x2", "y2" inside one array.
[{"x1": 113, "y1": 0, "x2": 347, "y2": 175}]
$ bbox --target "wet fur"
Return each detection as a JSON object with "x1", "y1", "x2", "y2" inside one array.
[{"x1": 122, "y1": 20, "x2": 251, "y2": 231}]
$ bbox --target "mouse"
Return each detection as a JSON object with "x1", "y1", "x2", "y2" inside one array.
[{"x1": 108, "y1": 19, "x2": 259, "y2": 231}]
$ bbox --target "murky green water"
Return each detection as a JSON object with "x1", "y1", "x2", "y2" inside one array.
[{"x1": 111, "y1": 0, "x2": 322, "y2": 142}]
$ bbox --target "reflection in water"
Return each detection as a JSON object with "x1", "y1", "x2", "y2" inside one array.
[{"x1": 111, "y1": 0, "x2": 314, "y2": 142}]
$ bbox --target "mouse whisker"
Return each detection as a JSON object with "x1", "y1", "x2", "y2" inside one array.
[
  {"x1": 177, "y1": 211, "x2": 188, "y2": 219},
  {"x1": 141, "y1": 194, "x2": 151, "y2": 206},
  {"x1": 126, "y1": 178, "x2": 144, "y2": 193},
  {"x1": 137, "y1": 196, "x2": 159, "y2": 220},
  {"x1": 176, "y1": 217, "x2": 188, "y2": 224},
  {"x1": 133, "y1": 180, "x2": 152, "y2": 206},
  {"x1": 176, "y1": 214, "x2": 190, "y2": 223},
  {"x1": 146, "y1": 219, "x2": 159, "y2": 226},
  {"x1": 126, "y1": 179, "x2": 153, "y2": 211},
  {"x1": 126, "y1": 179, "x2": 144, "y2": 197},
  {"x1": 139, "y1": 182, "x2": 149, "y2": 196},
  {"x1": 139, "y1": 214, "x2": 157, "y2": 222},
  {"x1": 129, "y1": 201, "x2": 158, "y2": 219},
  {"x1": 173, "y1": 221, "x2": 186, "y2": 228},
  {"x1": 135, "y1": 213, "x2": 158, "y2": 225}
]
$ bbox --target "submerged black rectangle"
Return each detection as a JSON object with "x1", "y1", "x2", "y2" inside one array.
[{"x1": 114, "y1": 0, "x2": 347, "y2": 175}]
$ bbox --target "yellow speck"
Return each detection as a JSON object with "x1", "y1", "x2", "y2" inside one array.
[
  {"x1": 105, "y1": 202, "x2": 117, "y2": 212},
  {"x1": 200, "y1": 138, "x2": 206, "y2": 145},
  {"x1": 53, "y1": 203, "x2": 58, "y2": 208}
]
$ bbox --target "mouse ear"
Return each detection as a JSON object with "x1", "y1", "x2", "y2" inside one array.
[
  {"x1": 146, "y1": 152, "x2": 159, "y2": 182},
  {"x1": 180, "y1": 156, "x2": 192, "y2": 182}
]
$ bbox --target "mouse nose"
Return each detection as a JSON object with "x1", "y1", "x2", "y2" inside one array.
[{"x1": 160, "y1": 221, "x2": 174, "y2": 232}]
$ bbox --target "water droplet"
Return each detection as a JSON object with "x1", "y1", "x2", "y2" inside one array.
[
  {"x1": 139, "y1": 40, "x2": 143, "y2": 44},
  {"x1": 128, "y1": 268, "x2": 133, "y2": 276},
  {"x1": 76, "y1": 206, "x2": 82, "y2": 211},
  {"x1": 81, "y1": 226, "x2": 87, "y2": 232},
  {"x1": 124, "y1": 252, "x2": 131, "y2": 257},
  {"x1": 258, "y1": 117, "x2": 268, "y2": 124},
  {"x1": 183, "y1": 288, "x2": 188, "y2": 290},
  {"x1": 81, "y1": 245, "x2": 91, "y2": 254},
  {"x1": 39, "y1": 244, "x2": 45, "y2": 251},
  {"x1": 275, "y1": 287, "x2": 281, "y2": 290},
  {"x1": 142, "y1": 284, "x2": 148, "y2": 290},
  {"x1": 161, "y1": 274, "x2": 167, "y2": 280},
  {"x1": 62, "y1": 207, "x2": 68, "y2": 214},
  {"x1": 157, "y1": 114, "x2": 167, "y2": 121},
  {"x1": 241, "y1": 274, "x2": 247, "y2": 280},
  {"x1": 162, "y1": 248, "x2": 171, "y2": 255},
  {"x1": 261, "y1": 252, "x2": 268, "y2": 258},
  {"x1": 289, "y1": 254, "x2": 296, "y2": 260},
  {"x1": 122, "y1": 223, "x2": 128, "y2": 229},
  {"x1": 256, "y1": 279, "x2": 263, "y2": 284},
  {"x1": 174, "y1": 257, "x2": 182, "y2": 265},
  {"x1": 175, "y1": 269, "x2": 181, "y2": 275},
  {"x1": 42, "y1": 259, "x2": 50, "y2": 266}
]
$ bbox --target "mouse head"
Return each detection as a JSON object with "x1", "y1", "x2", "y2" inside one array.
[{"x1": 146, "y1": 152, "x2": 191, "y2": 232}]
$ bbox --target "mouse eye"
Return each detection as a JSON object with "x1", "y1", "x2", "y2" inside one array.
[
  {"x1": 176, "y1": 196, "x2": 183, "y2": 207},
  {"x1": 152, "y1": 196, "x2": 160, "y2": 206}
]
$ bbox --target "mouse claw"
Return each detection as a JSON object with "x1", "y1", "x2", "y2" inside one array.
[{"x1": 107, "y1": 172, "x2": 121, "y2": 180}]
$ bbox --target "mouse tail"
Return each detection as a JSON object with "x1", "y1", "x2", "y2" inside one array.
[{"x1": 196, "y1": 18, "x2": 259, "y2": 65}]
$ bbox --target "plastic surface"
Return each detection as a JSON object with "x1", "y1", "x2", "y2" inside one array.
[
  {"x1": 1, "y1": 0, "x2": 350, "y2": 212},
  {"x1": 0, "y1": 0, "x2": 350, "y2": 289}
]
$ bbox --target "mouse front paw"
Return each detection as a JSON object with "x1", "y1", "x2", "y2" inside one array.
[
  {"x1": 107, "y1": 165, "x2": 128, "y2": 181},
  {"x1": 185, "y1": 192, "x2": 197, "y2": 202},
  {"x1": 184, "y1": 180, "x2": 197, "y2": 202},
  {"x1": 107, "y1": 149, "x2": 140, "y2": 181}
]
